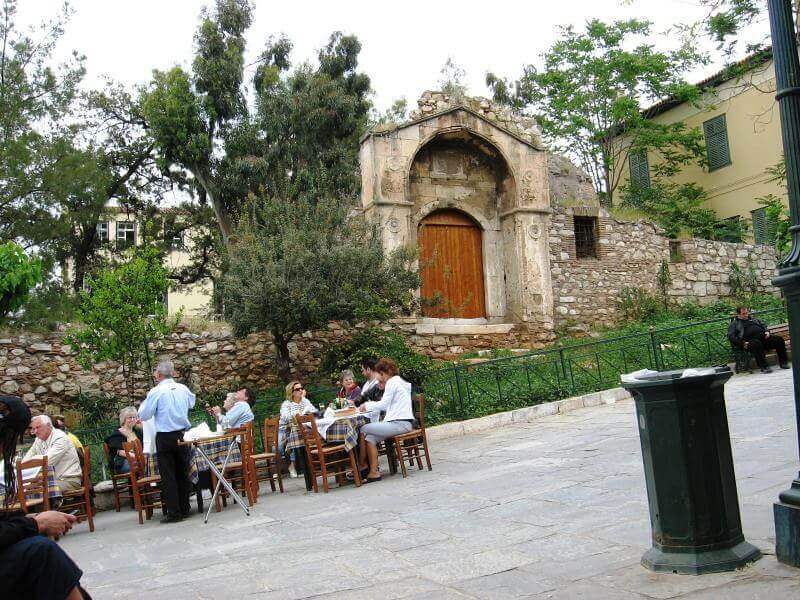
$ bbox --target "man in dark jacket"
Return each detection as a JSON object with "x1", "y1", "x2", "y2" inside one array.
[
  {"x1": 727, "y1": 307, "x2": 789, "y2": 374},
  {"x1": 0, "y1": 395, "x2": 90, "y2": 600}
]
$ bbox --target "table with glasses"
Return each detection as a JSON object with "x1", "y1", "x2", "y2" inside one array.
[
  {"x1": 145, "y1": 435, "x2": 244, "y2": 516},
  {"x1": 0, "y1": 464, "x2": 61, "y2": 507}
]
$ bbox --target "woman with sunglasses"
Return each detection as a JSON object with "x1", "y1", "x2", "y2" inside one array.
[{"x1": 279, "y1": 381, "x2": 317, "y2": 478}]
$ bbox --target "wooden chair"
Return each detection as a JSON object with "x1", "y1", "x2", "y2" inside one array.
[
  {"x1": 249, "y1": 417, "x2": 284, "y2": 498},
  {"x1": 123, "y1": 440, "x2": 162, "y2": 525},
  {"x1": 390, "y1": 394, "x2": 433, "y2": 478},
  {"x1": 61, "y1": 446, "x2": 95, "y2": 532},
  {"x1": 212, "y1": 425, "x2": 256, "y2": 510},
  {"x1": 10, "y1": 457, "x2": 51, "y2": 513},
  {"x1": 103, "y1": 442, "x2": 133, "y2": 511},
  {"x1": 295, "y1": 414, "x2": 361, "y2": 493}
]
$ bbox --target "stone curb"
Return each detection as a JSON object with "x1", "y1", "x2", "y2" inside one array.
[{"x1": 426, "y1": 386, "x2": 632, "y2": 441}]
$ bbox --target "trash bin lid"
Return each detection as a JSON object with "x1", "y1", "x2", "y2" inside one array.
[{"x1": 621, "y1": 366, "x2": 732, "y2": 390}]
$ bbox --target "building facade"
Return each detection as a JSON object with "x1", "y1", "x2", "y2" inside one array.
[{"x1": 618, "y1": 50, "x2": 785, "y2": 242}]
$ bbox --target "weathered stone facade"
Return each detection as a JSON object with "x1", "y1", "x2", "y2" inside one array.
[
  {"x1": 549, "y1": 207, "x2": 779, "y2": 329},
  {"x1": 0, "y1": 320, "x2": 552, "y2": 413}
]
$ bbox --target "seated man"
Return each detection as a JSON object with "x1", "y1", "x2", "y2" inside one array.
[
  {"x1": 23, "y1": 415, "x2": 83, "y2": 492},
  {"x1": 727, "y1": 306, "x2": 789, "y2": 374},
  {"x1": 211, "y1": 388, "x2": 255, "y2": 431},
  {"x1": 0, "y1": 395, "x2": 90, "y2": 600}
]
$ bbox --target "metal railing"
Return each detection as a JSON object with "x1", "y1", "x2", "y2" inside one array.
[{"x1": 417, "y1": 307, "x2": 787, "y2": 425}]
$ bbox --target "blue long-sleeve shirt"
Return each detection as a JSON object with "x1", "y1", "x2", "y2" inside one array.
[
  {"x1": 219, "y1": 401, "x2": 254, "y2": 430},
  {"x1": 138, "y1": 378, "x2": 196, "y2": 433}
]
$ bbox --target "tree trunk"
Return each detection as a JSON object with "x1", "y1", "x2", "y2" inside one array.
[
  {"x1": 194, "y1": 169, "x2": 233, "y2": 245},
  {"x1": 273, "y1": 333, "x2": 292, "y2": 382}
]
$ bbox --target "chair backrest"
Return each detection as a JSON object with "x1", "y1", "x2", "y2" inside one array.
[
  {"x1": 295, "y1": 414, "x2": 323, "y2": 452},
  {"x1": 122, "y1": 439, "x2": 145, "y2": 480},
  {"x1": 16, "y1": 456, "x2": 50, "y2": 510},
  {"x1": 81, "y1": 446, "x2": 92, "y2": 489},
  {"x1": 263, "y1": 417, "x2": 280, "y2": 453},
  {"x1": 228, "y1": 423, "x2": 253, "y2": 462},
  {"x1": 102, "y1": 442, "x2": 112, "y2": 467},
  {"x1": 413, "y1": 393, "x2": 427, "y2": 430}
]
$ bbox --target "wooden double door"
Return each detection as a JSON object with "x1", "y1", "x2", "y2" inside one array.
[{"x1": 419, "y1": 210, "x2": 486, "y2": 318}]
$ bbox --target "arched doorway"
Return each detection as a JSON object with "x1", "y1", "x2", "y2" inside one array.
[{"x1": 419, "y1": 209, "x2": 486, "y2": 318}]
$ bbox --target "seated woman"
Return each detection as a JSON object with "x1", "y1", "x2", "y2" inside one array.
[
  {"x1": 104, "y1": 406, "x2": 143, "y2": 474},
  {"x1": 278, "y1": 381, "x2": 317, "y2": 478},
  {"x1": 357, "y1": 358, "x2": 414, "y2": 482},
  {"x1": 337, "y1": 370, "x2": 362, "y2": 406}
]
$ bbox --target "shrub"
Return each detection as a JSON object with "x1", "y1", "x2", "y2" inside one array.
[
  {"x1": 616, "y1": 287, "x2": 663, "y2": 322},
  {"x1": 319, "y1": 328, "x2": 434, "y2": 386}
]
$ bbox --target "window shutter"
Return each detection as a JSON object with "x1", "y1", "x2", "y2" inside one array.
[
  {"x1": 751, "y1": 208, "x2": 767, "y2": 244},
  {"x1": 629, "y1": 151, "x2": 650, "y2": 189},
  {"x1": 703, "y1": 115, "x2": 732, "y2": 171}
]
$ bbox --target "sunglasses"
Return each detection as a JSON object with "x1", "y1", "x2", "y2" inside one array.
[{"x1": 293, "y1": 386, "x2": 304, "y2": 392}]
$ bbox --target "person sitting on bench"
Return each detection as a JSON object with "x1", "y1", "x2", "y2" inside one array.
[{"x1": 727, "y1": 306, "x2": 789, "y2": 374}]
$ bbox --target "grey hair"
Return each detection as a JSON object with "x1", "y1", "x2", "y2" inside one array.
[
  {"x1": 32, "y1": 414, "x2": 52, "y2": 427},
  {"x1": 341, "y1": 369, "x2": 355, "y2": 382},
  {"x1": 119, "y1": 406, "x2": 138, "y2": 426},
  {"x1": 156, "y1": 360, "x2": 175, "y2": 378}
]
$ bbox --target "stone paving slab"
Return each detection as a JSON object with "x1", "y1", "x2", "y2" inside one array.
[{"x1": 60, "y1": 369, "x2": 800, "y2": 599}]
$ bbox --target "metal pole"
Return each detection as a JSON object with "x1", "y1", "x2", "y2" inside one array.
[{"x1": 767, "y1": 0, "x2": 800, "y2": 567}]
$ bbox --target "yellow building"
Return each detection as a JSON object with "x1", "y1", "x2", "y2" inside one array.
[
  {"x1": 620, "y1": 49, "x2": 784, "y2": 243},
  {"x1": 63, "y1": 208, "x2": 213, "y2": 316}
]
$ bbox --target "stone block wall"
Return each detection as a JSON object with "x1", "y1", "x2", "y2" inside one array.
[
  {"x1": 549, "y1": 207, "x2": 780, "y2": 330},
  {"x1": 0, "y1": 319, "x2": 552, "y2": 415}
]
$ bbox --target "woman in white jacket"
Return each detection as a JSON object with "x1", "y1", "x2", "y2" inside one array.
[
  {"x1": 357, "y1": 358, "x2": 414, "y2": 482},
  {"x1": 279, "y1": 381, "x2": 317, "y2": 477}
]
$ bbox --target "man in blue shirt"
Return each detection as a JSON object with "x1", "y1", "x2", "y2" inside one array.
[
  {"x1": 211, "y1": 388, "x2": 255, "y2": 430},
  {"x1": 138, "y1": 360, "x2": 196, "y2": 523}
]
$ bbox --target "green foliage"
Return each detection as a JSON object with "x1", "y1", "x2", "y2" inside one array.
[
  {"x1": 489, "y1": 19, "x2": 706, "y2": 204},
  {"x1": 438, "y1": 57, "x2": 468, "y2": 99},
  {"x1": 621, "y1": 180, "x2": 746, "y2": 241},
  {"x1": 0, "y1": 0, "x2": 86, "y2": 245},
  {"x1": 699, "y1": 0, "x2": 772, "y2": 57},
  {"x1": 220, "y1": 196, "x2": 418, "y2": 380},
  {"x1": 65, "y1": 249, "x2": 180, "y2": 400},
  {"x1": 616, "y1": 287, "x2": 664, "y2": 322},
  {"x1": 728, "y1": 259, "x2": 760, "y2": 301},
  {"x1": 5, "y1": 280, "x2": 76, "y2": 331},
  {"x1": 319, "y1": 328, "x2": 434, "y2": 386},
  {"x1": 371, "y1": 98, "x2": 409, "y2": 128},
  {"x1": 656, "y1": 261, "x2": 672, "y2": 310},
  {"x1": 0, "y1": 242, "x2": 42, "y2": 324}
]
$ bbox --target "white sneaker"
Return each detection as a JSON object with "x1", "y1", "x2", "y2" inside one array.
[{"x1": 288, "y1": 463, "x2": 298, "y2": 478}]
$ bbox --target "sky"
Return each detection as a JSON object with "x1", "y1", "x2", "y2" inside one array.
[{"x1": 17, "y1": 0, "x2": 766, "y2": 113}]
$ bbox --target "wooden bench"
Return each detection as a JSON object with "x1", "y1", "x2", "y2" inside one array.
[{"x1": 733, "y1": 322, "x2": 790, "y2": 373}]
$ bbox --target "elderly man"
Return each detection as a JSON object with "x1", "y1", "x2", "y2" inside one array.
[
  {"x1": 211, "y1": 388, "x2": 255, "y2": 431},
  {"x1": 138, "y1": 360, "x2": 196, "y2": 524},
  {"x1": 23, "y1": 415, "x2": 82, "y2": 492}
]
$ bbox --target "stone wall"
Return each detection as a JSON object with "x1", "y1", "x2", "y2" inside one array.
[
  {"x1": 549, "y1": 207, "x2": 780, "y2": 331},
  {"x1": 0, "y1": 320, "x2": 551, "y2": 415}
]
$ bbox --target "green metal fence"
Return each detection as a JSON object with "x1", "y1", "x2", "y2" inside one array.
[{"x1": 417, "y1": 307, "x2": 787, "y2": 425}]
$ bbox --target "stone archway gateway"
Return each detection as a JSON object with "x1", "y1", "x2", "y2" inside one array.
[{"x1": 419, "y1": 209, "x2": 486, "y2": 318}]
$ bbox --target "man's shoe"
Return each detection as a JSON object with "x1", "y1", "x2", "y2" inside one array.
[
  {"x1": 761, "y1": 367, "x2": 773, "y2": 374},
  {"x1": 780, "y1": 363, "x2": 791, "y2": 369},
  {"x1": 160, "y1": 514, "x2": 183, "y2": 524}
]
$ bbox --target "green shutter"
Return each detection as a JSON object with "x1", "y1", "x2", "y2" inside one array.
[
  {"x1": 703, "y1": 115, "x2": 732, "y2": 171},
  {"x1": 751, "y1": 208, "x2": 767, "y2": 244},
  {"x1": 629, "y1": 151, "x2": 650, "y2": 189}
]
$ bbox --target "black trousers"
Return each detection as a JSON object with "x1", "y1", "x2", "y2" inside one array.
[
  {"x1": 0, "y1": 535, "x2": 84, "y2": 600},
  {"x1": 745, "y1": 335, "x2": 788, "y2": 369},
  {"x1": 156, "y1": 430, "x2": 192, "y2": 516}
]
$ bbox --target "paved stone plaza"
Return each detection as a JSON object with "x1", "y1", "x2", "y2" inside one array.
[{"x1": 61, "y1": 370, "x2": 800, "y2": 599}]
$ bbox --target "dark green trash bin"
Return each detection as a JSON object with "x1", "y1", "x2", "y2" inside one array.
[{"x1": 622, "y1": 366, "x2": 761, "y2": 574}]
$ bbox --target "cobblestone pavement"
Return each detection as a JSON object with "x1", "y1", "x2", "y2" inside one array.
[{"x1": 61, "y1": 370, "x2": 800, "y2": 599}]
